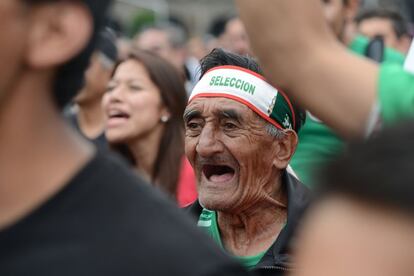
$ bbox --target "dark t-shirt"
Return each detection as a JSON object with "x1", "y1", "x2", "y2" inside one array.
[
  {"x1": 65, "y1": 110, "x2": 108, "y2": 150},
  {"x1": 0, "y1": 152, "x2": 249, "y2": 276}
]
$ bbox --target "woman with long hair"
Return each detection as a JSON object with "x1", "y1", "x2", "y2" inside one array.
[{"x1": 102, "y1": 50, "x2": 197, "y2": 206}]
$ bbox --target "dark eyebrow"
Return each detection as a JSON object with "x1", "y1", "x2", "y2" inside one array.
[
  {"x1": 217, "y1": 109, "x2": 242, "y2": 123},
  {"x1": 183, "y1": 109, "x2": 201, "y2": 123}
]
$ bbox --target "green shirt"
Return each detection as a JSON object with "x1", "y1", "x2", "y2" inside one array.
[
  {"x1": 379, "y1": 64, "x2": 414, "y2": 123},
  {"x1": 349, "y1": 35, "x2": 406, "y2": 65},
  {"x1": 291, "y1": 35, "x2": 405, "y2": 187},
  {"x1": 197, "y1": 209, "x2": 267, "y2": 270}
]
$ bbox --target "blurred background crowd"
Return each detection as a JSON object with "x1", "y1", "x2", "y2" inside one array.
[{"x1": 3, "y1": 0, "x2": 414, "y2": 275}]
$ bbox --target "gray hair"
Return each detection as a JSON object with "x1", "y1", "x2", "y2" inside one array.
[{"x1": 265, "y1": 123, "x2": 287, "y2": 139}]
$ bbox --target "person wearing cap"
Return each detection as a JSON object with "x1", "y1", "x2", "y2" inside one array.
[
  {"x1": 185, "y1": 49, "x2": 309, "y2": 275},
  {"x1": 67, "y1": 27, "x2": 118, "y2": 149},
  {"x1": 0, "y1": 1, "x2": 252, "y2": 275}
]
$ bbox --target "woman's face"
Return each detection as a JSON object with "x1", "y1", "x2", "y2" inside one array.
[{"x1": 102, "y1": 59, "x2": 167, "y2": 144}]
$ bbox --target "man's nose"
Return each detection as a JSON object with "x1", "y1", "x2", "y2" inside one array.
[{"x1": 196, "y1": 125, "x2": 223, "y2": 158}]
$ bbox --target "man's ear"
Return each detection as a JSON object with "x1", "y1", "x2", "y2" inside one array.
[
  {"x1": 25, "y1": 1, "x2": 93, "y2": 69},
  {"x1": 272, "y1": 130, "x2": 298, "y2": 170}
]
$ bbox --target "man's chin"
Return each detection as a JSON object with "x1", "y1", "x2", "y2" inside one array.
[
  {"x1": 199, "y1": 197, "x2": 225, "y2": 211},
  {"x1": 197, "y1": 182, "x2": 240, "y2": 211},
  {"x1": 198, "y1": 195, "x2": 237, "y2": 212}
]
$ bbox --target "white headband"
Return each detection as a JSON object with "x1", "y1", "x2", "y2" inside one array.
[{"x1": 189, "y1": 65, "x2": 295, "y2": 130}]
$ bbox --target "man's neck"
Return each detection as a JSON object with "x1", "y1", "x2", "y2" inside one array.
[
  {"x1": 341, "y1": 22, "x2": 357, "y2": 47},
  {"x1": 76, "y1": 94, "x2": 105, "y2": 139},
  {"x1": 217, "y1": 192, "x2": 288, "y2": 257},
  {"x1": 0, "y1": 72, "x2": 94, "y2": 230}
]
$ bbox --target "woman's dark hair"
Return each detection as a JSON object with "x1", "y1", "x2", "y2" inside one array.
[
  {"x1": 111, "y1": 50, "x2": 187, "y2": 199},
  {"x1": 200, "y1": 48, "x2": 306, "y2": 133}
]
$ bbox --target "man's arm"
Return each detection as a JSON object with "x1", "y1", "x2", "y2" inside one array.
[{"x1": 236, "y1": 0, "x2": 379, "y2": 138}]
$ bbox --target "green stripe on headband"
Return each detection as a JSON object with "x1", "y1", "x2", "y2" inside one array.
[{"x1": 269, "y1": 93, "x2": 295, "y2": 130}]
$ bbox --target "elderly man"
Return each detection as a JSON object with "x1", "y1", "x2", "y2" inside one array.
[{"x1": 184, "y1": 49, "x2": 309, "y2": 274}]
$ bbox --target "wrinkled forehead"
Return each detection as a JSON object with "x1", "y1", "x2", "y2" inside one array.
[{"x1": 184, "y1": 97, "x2": 257, "y2": 121}]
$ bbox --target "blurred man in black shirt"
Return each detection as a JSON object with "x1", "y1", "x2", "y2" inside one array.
[{"x1": 0, "y1": 1, "x2": 250, "y2": 275}]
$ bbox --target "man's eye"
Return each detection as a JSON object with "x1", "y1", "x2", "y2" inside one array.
[
  {"x1": 187, "y1": 122, "x2": 200, "y2": 130},
  {"x1": 224, "y1": 122, "x2": 237, "y2": 130}
]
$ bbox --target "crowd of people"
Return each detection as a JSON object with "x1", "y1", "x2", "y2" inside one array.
[{"x1": 1, "y1": 0, "x2": 414, "y2": 275}]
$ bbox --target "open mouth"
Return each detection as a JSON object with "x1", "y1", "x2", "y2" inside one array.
[
  {"x1": 202, "y1": 164, "x2": 235, "y2": 183},
  {"x1": 109, "y1": 110, "x2": 130, "y2": 119}
]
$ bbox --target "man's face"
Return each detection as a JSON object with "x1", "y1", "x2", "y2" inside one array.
[
  {"x1": 136, "y1": 29, "x2": 172, "y2": 59},
  {"x1": 321, "y1": 0, "x2": 348, "y2": 40},
  {"x1": 357, "y1": 18, "x2": 402, "y2": 51},
  {"x1": 184, "y1": 97, "x2": 282, "y2": 213},
  {"x1": 223, "y1": 18, "x2": 251, "y2": 56},
  {"x1": 292, "y1": 197, "x2": 414, "y2": 276},
  {"x1": 75, "y1": 52, "x2": 113, "y2": 104},
  {"x1": 0, "y1": 0, "x2": 30, "y2": 106},
  {"x1": 135, "y1": 29, "x2": 184, "y2": 71}
]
